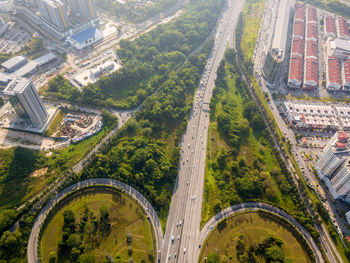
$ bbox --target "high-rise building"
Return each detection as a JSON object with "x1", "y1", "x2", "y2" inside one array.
[
  {"x1": 67, "y1": 0, "x2": 97, "y2": 20},
  {"x1": 38, "y1": 0, "x2": 69, "y2": 31},
  {"x1": 3, "y1": 78, "x2": 48, "y2": 128}
]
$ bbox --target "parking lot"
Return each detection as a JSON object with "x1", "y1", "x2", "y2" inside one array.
[{"x1": 0, "y1": 24, "x2": 31, "y2": 54}]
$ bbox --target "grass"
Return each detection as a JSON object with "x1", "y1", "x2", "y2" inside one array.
[
  {"x1": 0, "y1": 124, "x2": 112, "y2": 211},
  {"x1": 201, "y1": 62, "x2": 299, "y2": 226},
  {"x1": 199, "y1": 212, "x2": 312, "y2": 263},
  {"x1": 40, "y1": 191, "x2": 154, "y2": 263},
  {"x1": 239, "y1": 0, "x2": 266, "y2": 62},
  {"x1": 45, "y1": 109, "x2": 65, "y2": 136}
]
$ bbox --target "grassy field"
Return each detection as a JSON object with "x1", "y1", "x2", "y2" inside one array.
[
  {"x1": 239, "y1": 0, "x2": 266, "y2": 62},
  {"x1": 40, "y1": 191, "x2": 154, "y2": 263},
  {"x1": 199, "y1": 212, "x2": 312, "y2": 263},
  {"x1": 45, "y1": 110, "x2": 65, "y2": 136},
  {"x1": 201, "y1": 59, "x2": 299, "y2": 225}
]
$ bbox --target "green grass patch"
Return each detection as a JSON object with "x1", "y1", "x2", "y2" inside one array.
[
  {"x1": 45, "y1": 109, "x2": 65, "y2": 136},
  {"x1": 40, "y1": 191, "x2": 154, "y2": 263},
  {"x1": 199, "y1": 212, "x2": 312, "y2": 263}
]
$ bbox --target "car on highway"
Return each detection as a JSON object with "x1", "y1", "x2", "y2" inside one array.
[
  {"x1": 184, "y1": 248, "x2": 186, "y2": 254},
  {"x1": 171, "y1": 235, "x2": 174, "y2": 243}
]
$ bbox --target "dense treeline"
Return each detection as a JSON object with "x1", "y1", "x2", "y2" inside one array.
[
  {"x1": 47, "y1": 0, "x2": 224, "y2": 109},
  {"x1": 81, "y1": 40, "x2": 213, "y2": 220},
  {"x1": 96, "y1": 0, "x2": 177, "y2": 23}
]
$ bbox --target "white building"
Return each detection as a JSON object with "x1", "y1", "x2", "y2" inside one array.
[{"x1": 67, "y1": 26, "x2": 103, "y2": 50}]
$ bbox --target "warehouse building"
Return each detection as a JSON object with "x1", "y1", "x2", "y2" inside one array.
[{"x1": 1, "y1": 56, "x2": 28, "y2": 73}]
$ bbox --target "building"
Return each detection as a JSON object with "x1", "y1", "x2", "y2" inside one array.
[
  {"x1": 67, "y1": 0, "x2": 97, "y2": 20},
  {"x1": 325, "y1": 16, "x2": 337, "y2": 40},
  {"x1": 338, "y1": 16, "x2": 350, "y2": 40},
  {"x1": 304, "y1": 58, "x2": 318, "y2": 89},
  {"x1": 306, "y1": 40, "x2": 317, "y2": 58},
  {"x1": 306, "y1": 5, "x2": 317, "y2": 24},
  {"x1": 293, "y1": 21, "x2": 305, "y2": 38},
  {"x1": 15, "y1": 0, "x2": 98, "y2": 42},
  {"x1": 343, "y1": 59, "x2": 350, "y2": 91},
  {"x1": 90, "y1": 60, "x2": 114, "y2": 78},
  {"x1": 262, "y1": 0, "x2": 291, "y2": 84},
  {"x1": 1, "y1": 56, "x2": 28, "y2": 73},
  {"x1": 288, "y1": 55, "x2": 303, "y2": 88},
  {"x1": 291, "y1": 37, "x2": 304, "y2": 56},
  {"x1": 66, "y1": 26, "x2": 103, "y2": 50},
  {"x1": 3, "y1": 78, "x2": 48, "y2": 128},
  {"x1": 294, "y1": 2, "x2": 305, "y2": 22},
  {"x1": 282, "y1": 101, "x2": 339, "y2": 130},
  {"x1": 316, "y1": 131, "x2": 350, "y2": 203},
  {"x1": 37, "y1": 0, "x2": 69, "y2": 31},
  {"x1": 328, "y1": 38, "x2": 350, "y2": 59},
  {"x1": 327, "y1": 56, "x2": 342, "y2": 91},
  {"x1": 307, "y1": 22, "x2": 317, "y2": 40}
]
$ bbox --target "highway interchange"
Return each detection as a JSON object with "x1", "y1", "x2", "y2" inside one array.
[{"x1": 25, "y1": 0, "x2": 341, "y2": 261}]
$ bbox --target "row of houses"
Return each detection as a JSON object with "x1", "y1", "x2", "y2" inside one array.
[
  {"x1": 282, "y1": 101, "x2": 350, "y2": 131},
  {"x1": 288, "y1": 4, "x2": 319, "y2": 90},
  {"x1": 325, "y1": 15, "x2": 350, "y2": 91}
]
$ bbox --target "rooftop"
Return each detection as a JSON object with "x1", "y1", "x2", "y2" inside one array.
[
  {"x1": 325, "y1": 16, "x2": 337, "y2": 36},
  {"x1": 294, "y1": 3, "x2": 305, "y2": 22},
  {"x1": 271, "y1": 0, "x2": 291, "y2": 56},
  {"x1": 293, "y1": 20, "x2": 305, "y2": 37},
  {"x1": 307, "y1": 22, "x2": 317, "y2": 40},
  {"x1": 305, "y1": 57, "x2": 318, "y2": 82},
  {"x1": 1, "y1": 56, "x2": 27, "y2": 70},
  {"x1": 291, "y1": 37, "x2": 304, "y2": 55},
  {"x1": 338, "y1": 16, "x2": 349, "y2": 38},
  {"x1": 3, "y1": 78, "x2": 31, "y2": 94},
  {"x1": 307, "y1": 6, "x2": 317, "y2": 23},
  {"x1": 69, "y1": 27, "x2": 99, "y2": 44},
  {"x1": 289, "y1": 55, "x2": 303, "y2": 82},
  {"x1": 328, "y1": 56, "x2": 342, "y2": 85},
  {"x1": 306, "y1": 40, "x2": 318, "y2": 58},
  {"x1": 344, "y1": 59, "x2": 350, "y2": 83}
]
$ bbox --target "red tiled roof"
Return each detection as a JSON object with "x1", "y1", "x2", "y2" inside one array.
[
  {"x1": 294, "y1": 21, "x2": 305, "y2": 37},
  {"x1": 307, "y1": 22, "x2": 317, "y2": 39},
  {"x1": 307, "y1": 6, "x2": 317, "y2": 23},
  {"x1": 291, "y1": 37, "x2": 304, "y2": 56},
  {"x1": 338, "y1": 16, "x2": 349, "y2": 38},
  {"x1": 328, "y1": 56, "x2": 342, "y2": 85},
  {"x1": 325, "y1": 16, "x2": 337, "y2": 36},
  {"x1": 306, "y1": 40, "x2": 318, "y2": 58},
  {"x1": 295, "y1": 3, "x2": 305, "y2": 22},
  {"x1": 344, "y1": 59, "x2": 350, "y2": 83},
  {"x1": 305, "y1": 58, "x2": 318, "y2": 82},
  {"x1": 339, "y1": 131, "x2": 349, "y2": 141},
  {"x1": 336, "y1": 142, "x2": 346, "y2": 148},
  {"x1": 289, "y1": 55, "x2": 303, "y2": 82}
]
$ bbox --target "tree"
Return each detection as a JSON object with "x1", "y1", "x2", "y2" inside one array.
[
  {"x1": 0, "y1": 230, "x2": 22, "y2": 258},
  {"x1": 207, "y1": 252, "x2": 220, "y2": 263},
  {"x1": 67, "y1": 234, "x2": 81, "y2": 249},
  {"x1": 265, "y1": 245, "x2": 284, "y2": 262},
  {"x1": 48, "y1": 251, "x2": 57, "y2": 263}
]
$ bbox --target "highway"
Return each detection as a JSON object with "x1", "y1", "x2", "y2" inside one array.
[
  {"x1": 27, "y1": 179, "x2": 163, "y2": 263},
  {"x1": 197, "y1": 202, "x2": 323, "y2": 263},
  {"x1": 161, "y1": 0, "x2": 246, "y2": 262}
]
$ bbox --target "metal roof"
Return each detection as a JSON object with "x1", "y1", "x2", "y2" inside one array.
[
  {"x1": 1, "y1": 56, "x2": 27, "y2": 70},
  {"x1": 70, "y1": 27, "x2": 98, "y2": 44}
]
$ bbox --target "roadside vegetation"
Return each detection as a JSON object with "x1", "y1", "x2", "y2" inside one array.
[
  {"x1": 40, "y1": 190, "x2": 154, "y2": 263},
  {"x1": 200, "y1": 212, "x2": 313, "y2": 263},
  {"x1": 0, "y1": 111, "x2": 118, "y2": 262},
  {"x1": 45, "y1": 109, "x2": 66, "y2": 136},
  {"x1": 45, "y1": 0, "x2": 224, "y2": 109},
  {"x1": 202, "y1": 50, "x2": 304, "y2": 225},
  {"x1": 96, "y1": 0, "x2": 178, "y2": 23}
]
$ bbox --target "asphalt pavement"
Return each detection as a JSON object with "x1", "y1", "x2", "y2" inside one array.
[{"x1": 161, "y1": 0, "x2": 246, "y2": 262}]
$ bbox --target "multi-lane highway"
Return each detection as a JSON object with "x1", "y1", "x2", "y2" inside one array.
[{"x1": 161, "y1": 0, "x2": 246, "y2": 262}]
